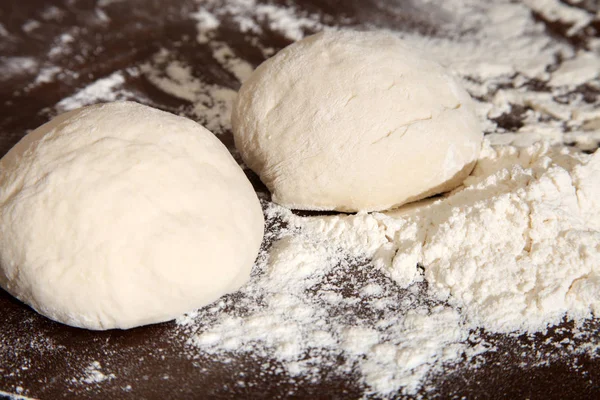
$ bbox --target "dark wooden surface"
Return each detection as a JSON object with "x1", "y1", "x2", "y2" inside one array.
[{"x1": 1, "y1": 1, "x2": 600, "y2": 399}]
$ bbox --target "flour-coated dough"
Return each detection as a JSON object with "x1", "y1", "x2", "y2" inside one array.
[
  {"x1": 232, "y1": 31, "x2": 483, "y2": 212},
  {"x1": 0, "y1": 101, "x2": 264, "y2": 330}
]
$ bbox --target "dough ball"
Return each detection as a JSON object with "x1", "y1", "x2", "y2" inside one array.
[
  {"x1": 232, "y1": 31, "x2": 483, "y2": 212},
  {"x1": 0, "y1": 102, "x2": 264, "y2": 330}
]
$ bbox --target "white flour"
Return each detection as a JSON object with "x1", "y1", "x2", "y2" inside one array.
[
  {"x1": 3, "y1": 0, "x2": 600, "y2": 397},
  {"x1": 140, "y1": 50, "x2": 242, "y2": 135},
  {"x1": 76, "y1": 362, "x2": 116, "y2": 385},
  {"x1": 380, "y1": 142, "x2": 600, "y2": 333},
  {"x1": 524, "y1": 0, "x2": 593, "y2": 36},
  {"x1": 55, "y1": 71, "x2": 128, "y2": 112},
  {"x1": 0, "y1": 390, "x2": 34, "y2": 400},
  {"x1": 179, "y1": 139, "x2": 600, "y2": 395},
  {"x1": 171, "y1": 0, "x2": 600, "y2": 396},
  {"x1": 0, "y1": 57, "x2": 38, "y2": 78}
]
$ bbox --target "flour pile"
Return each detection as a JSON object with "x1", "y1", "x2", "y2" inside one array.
[{"x1": 379, "y1": 142, "x2": 600, "y2": 333}]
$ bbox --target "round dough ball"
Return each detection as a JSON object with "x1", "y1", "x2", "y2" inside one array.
[
  {"x1": 232, "y1": 31, "x2": 483, "y2": 212},
  {"x1": 0, "y1": 102, "x2": 264, "y2": 330}
]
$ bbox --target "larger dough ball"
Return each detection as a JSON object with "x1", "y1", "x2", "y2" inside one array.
[
  {"x1": 0, "y1": 102, "x2": 264, "y2": 330},
  {"x1": 232, "y1": 31, "x2": 483, "y2": 212}
]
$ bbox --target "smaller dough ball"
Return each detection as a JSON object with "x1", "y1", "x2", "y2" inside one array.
[
  {"x1": 0, "y1": 102, "x2": 264, "y2": 330},
  {"x1": 232, "y1": 31, "x2": 483, "y2": 212}
]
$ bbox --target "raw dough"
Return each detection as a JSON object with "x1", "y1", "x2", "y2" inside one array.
[
  {"x1": 0, "y1": 102, "x2": 264, "y2": 330},
  {"x1": 232, "y1": 31, "x2": 483, "y2": 212}
]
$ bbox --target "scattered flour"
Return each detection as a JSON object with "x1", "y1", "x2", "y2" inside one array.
[
  {"x1": 97, "y1": 0, "x2": 127, "y2": 7},
  {"x1": 22, "y1": 20, "x2": 41, "y2": 34},
  {"x1": 191, "y1": 10, "x2": 220, "y2": 44},
  {"x1": 181, "y1": 209, "x2": 477, "y2": 395},
  {"x1": 0, "y1": 390, "x2": 35, "y2": 400},
  {"x1": 0, "y1": 23, "x2": 9, "y2": 37},
  {"x1": 40, "y1": 6, "x2": 65, "y2": 22},
  {"x1": 55, "y1": 71, "x2": 127, "y2": 112},
  {"x1": 76, "y1": 361, "x2": 116, "y2": 385},
  {"x1": 140, "y1": 51, "x2": 241, "y2": 135},
  {"x1": 179, "y1": 139, "x2": 600, "y2": 395},
  {"x1": 34, "y1": 66, "x2": 62, "y2": 84},
  {"x1": 172, "y1": 0, "x2": 600, "y2": 396},
  {"x1": 550, "y1": 51, "x2": 600, "y2": 87},
  {"x1": 0, "y1": 57, "x2": 38, "y2": 77},
  {"x1": 192, "y1": 0, "x2": 325, "y2": 41},
  {"x1": 524, "y1": 0, "x2": 594, "y2": 36},
  {"x1": 390, "y1": 0, "x2": 599, "y2": 151},
  {"x1": 154, "y1": 0, "x2": 600, "y2": 150}
]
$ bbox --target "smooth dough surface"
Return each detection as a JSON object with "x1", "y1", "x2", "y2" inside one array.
[
  {"x1": 232, "y1": 30, "x2": 483, "y2": 212},
  {"x1": 0, "y1": 101, "x2": 264, "y2": 330}
]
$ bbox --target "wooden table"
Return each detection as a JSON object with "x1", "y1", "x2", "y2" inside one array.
[{"x1": 1, "y1": 1, "x2": 599, "y2": 398}]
